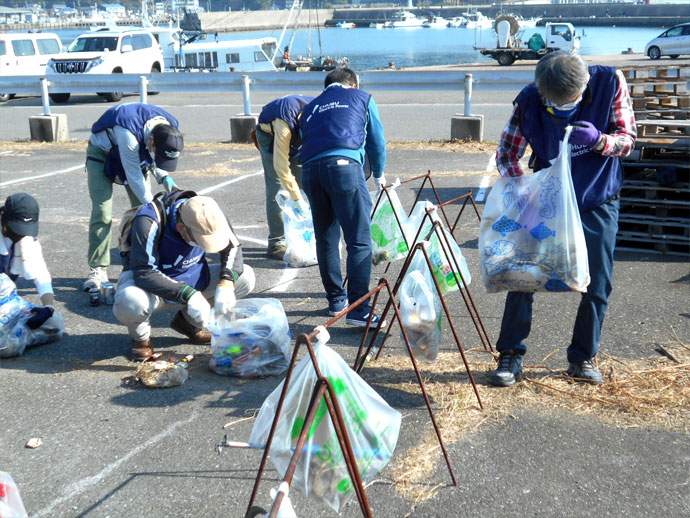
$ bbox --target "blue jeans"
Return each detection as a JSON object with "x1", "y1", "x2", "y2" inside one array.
[
  {"x1": 301, "y1": 155, "x2": 373, "y2": 313},
  {"x1": 495, "y1": 198, "x2": 620, "y2": 362}
]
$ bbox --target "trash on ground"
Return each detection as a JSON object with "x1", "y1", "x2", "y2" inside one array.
[{"x1": 135, "y1": 361, "x2": 189, "y2": 388}]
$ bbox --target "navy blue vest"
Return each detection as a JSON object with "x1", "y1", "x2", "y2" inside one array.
[
  {"x1": 299, "y1": 86, "x2": 371, "y2": 163},
  {"x1": 91, "y1": 103, "x2": 179, "y2": 184},
  {"x1": 515, "y1": 66, "x2": 622, "y2": 211},
  {"x1": 258, "y1": 95, "x2": 314, "y2": 158},
  {"x1": 0, "y1": 241, "x2": 17, "y2": 281},
  {"x1": 135, "y1": 193, "x2": 210, "y2": 291}
]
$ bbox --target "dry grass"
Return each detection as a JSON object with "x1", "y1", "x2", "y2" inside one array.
[
  {"x1": 366, "y1": 337, "x2": 690, "y2": 503},
  {"x1": 387, "y1": 140, "x2": 499, "y2": 153}
]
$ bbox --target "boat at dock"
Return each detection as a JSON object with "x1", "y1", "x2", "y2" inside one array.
[
  {"x1": 387, "y1": 11, "x2": 424, "y2": 28},
  {"x1": 422, "y1": 16, "x2": 449, "y2": 29}
]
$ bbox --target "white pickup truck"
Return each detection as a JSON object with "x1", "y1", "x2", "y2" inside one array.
[{"x1": 474, "y1": 16, "x2": 580, "y2": 66}]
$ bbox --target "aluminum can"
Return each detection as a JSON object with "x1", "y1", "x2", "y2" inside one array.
[
  {"x1": 101, "y1": 282, "x2": 115, "y2": 305},
  {"x1": 89, "y1": 288, "x2": 100, "y2": 307}
]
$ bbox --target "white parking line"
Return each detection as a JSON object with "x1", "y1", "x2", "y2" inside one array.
[
  {"x1": 34, "y1": 412, "x2": 199, "y2": 518},
  {"x1": 197, "y1": 170, "x2": 263, "y2": 195},
  {"x1": 475, "y1": 175, "x2": 492, "y2": 203},
  {"x1": 237, "y1": 235, "x2": 268, "y2": 247},
  {"x1": 269, "y1": 267, "x2": 300, "y2": 293},
  {"x1": 0, "y1": 164, "x2": 83, "y2": 187}
]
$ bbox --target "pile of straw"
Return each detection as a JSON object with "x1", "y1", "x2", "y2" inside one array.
[{"x1": 365, "y1": 337, "x2": 690, "y2": 503}]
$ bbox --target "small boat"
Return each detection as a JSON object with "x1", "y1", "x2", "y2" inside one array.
[
  {"x1": 336, "y1": 21, "x2": 356, "y2": 29},
  {"x1": 389, "y1": 11, "x2": 424, "y2": 28},
  {"x1": 422, "y1": 16, "x2": 448, "y2": 28},
  {"x1": 446, "y1": 16, "x2": 467, "y2": 28},
  {"x1": 464, "y1": 11, "x2": 493, "y2": 29},
  {"x1": 369, "y1": 22, "x2": 385, "y2": 29}
]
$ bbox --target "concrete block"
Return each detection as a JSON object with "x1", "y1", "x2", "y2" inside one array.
[
  {"x1": 230, "y1": 114, "x2": 258, "y2": 144},
  {"x1": 451, "y1": 115, "x2": 484, "y2": 142},
  {"x1": 29, "y1": 114, "x2": 69, "y2": 142}
]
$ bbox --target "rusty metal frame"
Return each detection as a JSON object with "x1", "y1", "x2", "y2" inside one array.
[{"x1": 246, "y1": 278, "x2": 462, "y2": 516}]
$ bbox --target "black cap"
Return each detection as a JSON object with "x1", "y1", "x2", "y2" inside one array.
[
  {"x1": 3, "y1": 193, "x2": 39, "y2": 237},
  {"x1": 152, "y1": 124, "x2": 184, "y2": 172}
]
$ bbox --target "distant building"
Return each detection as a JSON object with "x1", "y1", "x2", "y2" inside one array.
[{"x1": 101, "y1": 3, "x2": 128, "y2": 18}]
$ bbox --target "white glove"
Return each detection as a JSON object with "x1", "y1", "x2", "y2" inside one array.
[
  {"x1": 214, "y1": 282, "x2": 236, "y2": 316},
  {"x1": 186, "y1": 290, "x2": 211, "y2": 329},
  {"x1": 294, "y1": 198, "x2": 310, "y2": 217},
  {"x1": 375, "y1": 175, "x2": 387, "y2": 193}
]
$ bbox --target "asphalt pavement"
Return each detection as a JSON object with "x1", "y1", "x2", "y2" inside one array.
[{"x1": 0, "y1": 133, "x2": 688, "y2": 517}]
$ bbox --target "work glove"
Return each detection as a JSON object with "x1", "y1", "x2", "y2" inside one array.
[
  {"x1": 569, "y1": 121, "x2": 602, "y2": 149},
  {"x1": 294, "y1": 198, "x2": 310, "y2": 217},
  {"x1": 214, "y1": 281, "x2": 237, "y2": 317},
  {"x1": 375, "y1": 174, "x2": 387, "y2": 194},
  {"x1": 161, "y1": 175, "x2": 178, "y2": 193},
  {"x1": 186, "y1": 290, "x2": 211, "y2": 329},
  {"x1": 26, "y1": 305, "x2": 54, "y2": 330}
]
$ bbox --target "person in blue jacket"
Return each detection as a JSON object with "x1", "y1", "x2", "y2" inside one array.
[
  {"x1": 84, "y1": 103, "x2": 184, "y2": 293},
  {"x1": 255, "y1": 94, "x2": 314, "y2": 259},
  {"x1": 112, "y1": 190, "x2": 255, "y2": 360},
  {"x1": 299, "y1": 68, "x2": 387, "y2": 327}
]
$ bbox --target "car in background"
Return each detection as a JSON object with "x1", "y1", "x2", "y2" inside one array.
[
  {"x1": 645, "y1": 22, "x2": 690, "y2": 59},
  {"x1": 45, "y1": 28, "x2": 164, "y2": 103},
  {"x1": 0, "y1": 32, "x2": 62, "y2": 102}
]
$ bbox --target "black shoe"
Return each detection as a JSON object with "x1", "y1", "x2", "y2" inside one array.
[
  {"x1": 170, "y1": 311, "x2": 211, "y2": 344},
  {"x1": 566, "y1": 359, "x2": 604, "y2": 384},
  {"x1": 490, "y1": 350, "x2": 523, "y2": 387}
]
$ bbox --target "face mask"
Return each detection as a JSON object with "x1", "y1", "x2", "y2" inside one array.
[{"x1": 549, "y1": 94, "x2": 582, "y2": 112}]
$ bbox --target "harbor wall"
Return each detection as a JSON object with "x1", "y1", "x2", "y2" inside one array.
[{"x1": 197, "y1": 9, "x2": 334, "y2": 32}]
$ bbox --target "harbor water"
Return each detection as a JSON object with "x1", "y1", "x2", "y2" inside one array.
[{"x1": 25, "y1": 25, "x2": 669, "y2": 71}]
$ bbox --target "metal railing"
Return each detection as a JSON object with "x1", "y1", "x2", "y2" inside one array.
[{"x1": 0, "y1": 69, "x2": 534, "y2": 116}]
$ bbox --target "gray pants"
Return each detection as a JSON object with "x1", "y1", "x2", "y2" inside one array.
[
  {"x1": 256, "y1": 127, "x2": 302, "y2": 248},
  {"x1": 112, "y1": 264, "x2": 255, "y2": 341}
]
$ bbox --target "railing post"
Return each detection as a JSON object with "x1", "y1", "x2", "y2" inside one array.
[
  {"x1": 139, "y1": 75, "x2": 148, "y2": 104},
  {"x1": 40, "y1": 78, "x2": 51, "y2": 116},
  {"x1": 242, "y1": 75, "x2": 251, "y2": 116},
  {"x1": 464, "y1": 73, "x2": 472, "y2": 117}
]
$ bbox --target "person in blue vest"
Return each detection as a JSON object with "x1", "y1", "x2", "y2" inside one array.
[
  {"x1": 0, "y1": 193, "x2": 63, "y2": 334},
  {"x1": 84, "y1": 103, "x2": 184, "y2": 293},
  {"x1": 112, "y1": 190, "x2": 255, "y2": 360},
  {"x1": 492, "y1": 51, "x2": 637, "y2": 386},
  {"x1": 256, "y1": 94, "x2": 314, "y2": 259},
  {"x1": 299, "y1": 68, "x2": 387, "y2": 327}
]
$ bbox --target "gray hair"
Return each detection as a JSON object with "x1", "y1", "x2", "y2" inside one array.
[{"x1": 535, "y1": 51, "x2": 590, "y2": 105}]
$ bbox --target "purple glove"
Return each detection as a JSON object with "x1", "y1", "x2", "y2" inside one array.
[
  {"x1": 27, "y1": 306, "x2": 54, "y2": 330},
  {"x1": 569, "y1": 121, "x2": 602, "y2": 149}
]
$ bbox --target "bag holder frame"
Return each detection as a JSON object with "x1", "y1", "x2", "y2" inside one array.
[{"x1": 354, "y1": 205, "x2": 496, "y2": 409}]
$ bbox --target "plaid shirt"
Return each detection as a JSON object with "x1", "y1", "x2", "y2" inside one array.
[{"x1": 496, "y1": 69, "x2": 637, "y2": 178}]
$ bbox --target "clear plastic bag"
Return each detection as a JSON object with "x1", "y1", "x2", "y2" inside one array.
[
  {"x1": 275, "y1": 189, "x2": 318, "y2": 267},
  {"x1": 370, "y1": 180, "x2": 410, "y2": 265},
  {"x1": 405, "y1": 202, "x2": 472, "y2": 294},
  {"x1": 479, "y1": 127, "x2": 590, "y2": 293},
  {"x1": 208, "y1": 298, "x2": 291, "y2": 378},
  {"x1": 399, "y1": 270, "x2": 442, "y2": 361},
  {"x1": 0, "y1": 471, "x2": 28, "y2": 518},
  {"x1": 249, "y1": 343, "x2": 401, "y2": 513},
  {"x1": 0, "y1": 273, "x2": 64, "y2": 358}
]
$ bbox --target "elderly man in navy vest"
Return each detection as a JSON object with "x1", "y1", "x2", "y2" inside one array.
[
  {"x1": 299, "y1": 68, "x2": 387, "y2": 327},
  {"x1": 84, "y1": 103, "x2": 184, "y2": 293},
  {"x1": 491, "y1": 51, "x2": 636, "y2": 386},
  {"x1": 113, "y1": 190, "x2": 255, "y2": 360},
  {"x1": 256, "y1": 94, "x2": 314, "y2": 259}
]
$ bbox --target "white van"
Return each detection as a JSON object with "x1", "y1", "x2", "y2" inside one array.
[{"x1": 0, "y1": 32, "x2": 63, "y2": 101}]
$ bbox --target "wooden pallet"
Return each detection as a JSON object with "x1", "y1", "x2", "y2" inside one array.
[
  {"x1": 629, "y1": 81, "x2": 688, "y2": 97},
  {"x1": 633, "y1": 96, "x2": 690, "y2": 111},
  {"x1": 637, "y1": 120, "x2": 690, "y2": 138},
  {"x1": 621, "y1": 65, "x2": 690, "y2": 81},
  {"x1": 634, "y1": 109, "x2": 689, "y2": 121}
]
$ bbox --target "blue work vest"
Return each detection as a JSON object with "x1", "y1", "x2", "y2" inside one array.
[
  {"x1": 299, "y1": 86, "x2": 371, "y2": 164},
  {"x1": 258, "y1": 95, "x2": 314, "y2": 157},
  {"x1": 136, "y1": 194, "x2": 210, "y2": 291},
  {"x1": 515, "y1": 65, "x2": 622, "y2": 211},
  {"x1": 0, "y1": 242, "x2": 17, "y2": 281},
  {"x1": 91, "y1": 103, "x2": 179, "y2": 184}
]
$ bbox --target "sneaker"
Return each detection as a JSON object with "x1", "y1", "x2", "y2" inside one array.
[
  {"x1": 346, "y1": 310, "x2": 386, "y2": 328},
  {"x1": 267, "y1": 244, "x2": 287, "y2": 260},
  {"x1": 490, "y1": 350, "x2": 523, "y2": 387},
  {"x1": 566, "y1": 359, "x2": 604, "y2": 385},
  {"x1": 131, "y1": 338, "x2": 154, "y2": 361},
  {"x1": 327, "y1": 300, "x2": 349, "y2": 317},
  {"x1": 83, "y1": 267, "x2": 108, "y2": 292},
  {"x1": 170, "y1": 311, "x2": 212, "y2": 344}
]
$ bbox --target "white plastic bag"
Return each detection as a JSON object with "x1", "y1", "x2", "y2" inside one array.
[
  {"x1": 276, "y1": 189, "x2": 318, "y2": 267},
  {"x1": 208, "y1": 298, "x2": 291, "y2": 378},
  {"x1": 0, "y1": 472, "x2": 28, "y2": 518},
  {"x1": 249, "y1": 343, "x2": 401, "y2": 512},
  {"x1": 479, "y1": 127, "x2": 590, "y2": 293},
  {"x1": 370, "y1": 180, "x2": 410, "y2": 265},
  {"x1": 399, "y1": 270, "x2": 442, "y2": 361},
  {"x1": 0, "y1": 273, "x2": 64, "y2": 358}
]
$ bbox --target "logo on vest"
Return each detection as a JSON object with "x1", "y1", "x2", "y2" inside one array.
[
  {"x1": 182, "y1": 253, "x2": 203, "y2": 268},
  {"x1": 571, "y1": 144, "x2": 591, "y2": 158},
  {"x1": 317, "y1": 101, "x2": 350, "y2": 114}
]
